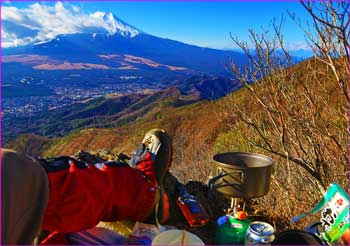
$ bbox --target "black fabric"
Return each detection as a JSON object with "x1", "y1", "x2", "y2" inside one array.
[
  {"x1": 104, "y1": 162, "x2": 129, "y2": 167},
  {"x1": 129, "y1": 144, "x2": 147, "y2": 167},
  {"x1": 37, "y1": 156, "x2": 129, "y2": 173},
  {"x1": 37, "y1": 157, "x2": 86, "y2": 172},
  {"x1": 273, "y1": 230, "x2": 324, "y2": 245}
]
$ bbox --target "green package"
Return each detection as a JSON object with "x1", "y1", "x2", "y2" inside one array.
[
  {"x1": 292, "y1": 183, "x2": 349, "y2": 243},
  {"x1": 319, "y1": 183, "x2": 349, "y2": 242}
]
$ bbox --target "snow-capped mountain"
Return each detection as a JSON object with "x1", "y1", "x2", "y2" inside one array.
[
  {"x1": 4, "y1": 29, "x2": 248, "y2": 77},
  {"x1": 28, "y1": 12, "x2": 141, "y2": 44},
  {"x1": 1, "y1": 2, "x2": 142, "y2": 48},
  {"x1": 93, "y1": 12, "x2": 141, "y2": 37},
  {"x1": 2, "y1": 9, "x2": 249, "y2": 78}
]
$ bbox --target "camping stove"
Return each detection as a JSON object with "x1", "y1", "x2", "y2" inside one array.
[{"x1": 226, "y1": 197, "x2": 247, "y2": 216}]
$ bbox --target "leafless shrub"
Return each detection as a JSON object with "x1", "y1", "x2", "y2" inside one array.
[{"x1": 220, "y1": 1, "x2": 349, "y2": 225}]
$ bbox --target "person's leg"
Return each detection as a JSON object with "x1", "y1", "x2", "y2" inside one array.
[
  {"x1": 39, "y1": 128, "x2": 174, "y2": 245},
  {"x1": 39, "y1": 129, "x2": 172, "y2": 235},
  {"x1": 1, "y1": 148, "x2": 49, "y2": 245},
  {"x1": 138, "y1": 129, "x2": 172, "y2": 224}
]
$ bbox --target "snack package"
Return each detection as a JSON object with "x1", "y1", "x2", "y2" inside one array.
[
  {"x1": 129, "y1": 222, "x2": 166, "y2": 244},
  {"x1": 292, "y1": 183, "x2": 349, "y2": 243}
]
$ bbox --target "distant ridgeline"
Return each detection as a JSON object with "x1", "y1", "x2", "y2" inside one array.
[{"x1": 2, "y1": 76, "x2": 242, "y2": 143}]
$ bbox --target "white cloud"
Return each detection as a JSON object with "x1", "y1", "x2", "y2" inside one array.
[
  {"x1": 1, "y1": 2, "x2": 140, "y2": 48},
  {"x1": 71, "y1": 5, "x2": 80, "y2": 13},
  {"x1": 2, "y1": 6, "x2": 26, "y2": 23},
  {"x1": 1, "y1": 30, "x2": 36, "y2": 47},
  {"x1": 2, "y1": 30, "x2": 12, "y2": 39}
]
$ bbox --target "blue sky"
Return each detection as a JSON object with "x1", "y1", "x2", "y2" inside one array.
[{"x1": 2, "y1": 1, "x2": 311, "y2": 50}]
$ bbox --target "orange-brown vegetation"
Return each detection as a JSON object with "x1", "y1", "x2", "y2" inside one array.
[
  {"x1": 2, "y1": 55, "x2": 50, "y2": 64},
  {"x1": 5, "y1": 134, "x2": 50, "y2": 157},
  {"x1": 222, "y1": 0, "x2": 349, "y2": 227},
  {"x1": 2, "y1": 55, "x2": 112, "y2": 70},
  {"x1": 33, "y1": 62, "x2": 111, "y2": 70},
  {"x1": 3, "y1": 54, "x2": 188, "y2": 71},
  {"x1": 219, "y1": 57, "x2": 348, "y2": 228},
  {"x1": 43, "y1": 99, "x2": 223, "y2": 183},
  {"x1": 124, "y1": 54, "x2": 188, "y2": 71}
]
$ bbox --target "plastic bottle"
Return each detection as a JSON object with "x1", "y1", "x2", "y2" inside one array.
[{"x1": 176, "y1": 183, "x2": 210, "y2": 227}]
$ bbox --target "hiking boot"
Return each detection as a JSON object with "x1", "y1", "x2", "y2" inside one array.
[{"x1": 129, "y1": 129, "x2": 173, "y2": 224}]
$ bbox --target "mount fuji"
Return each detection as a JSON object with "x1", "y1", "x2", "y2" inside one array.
[
  {"x1": 3, "y1": 12, "x2": 248, "y2": 84},
  {"x1": 97, "y1": 12, "x2": 142, "y2": 37}
]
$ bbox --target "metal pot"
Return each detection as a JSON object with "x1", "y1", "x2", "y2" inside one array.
[{"x1": 208, "y1": 152, "x2": 274, "y2": 198}]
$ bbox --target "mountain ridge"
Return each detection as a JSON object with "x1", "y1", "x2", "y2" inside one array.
[
  {"x1": 3, "y1": 31, "x2": 247, "y2": 76},
  {"x1": 2, "y1": 76, "x2": 241, "y2": 143}
]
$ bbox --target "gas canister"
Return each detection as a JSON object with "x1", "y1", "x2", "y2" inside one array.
[{"x1": 215, "y1": 215, "x2": 250, "y2": 244}]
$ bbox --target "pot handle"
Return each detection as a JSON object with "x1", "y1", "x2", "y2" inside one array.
[
  {"x1": 208, "y1": 169, "x2": 224, "y2": 190},
  {"x1": 208, "y1": 168, "x2": 244, "y2": 191}
]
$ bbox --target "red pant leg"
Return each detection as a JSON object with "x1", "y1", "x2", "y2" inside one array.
[{"x1": 42, "y1": 158, "x2": 156, "y2": 233}]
